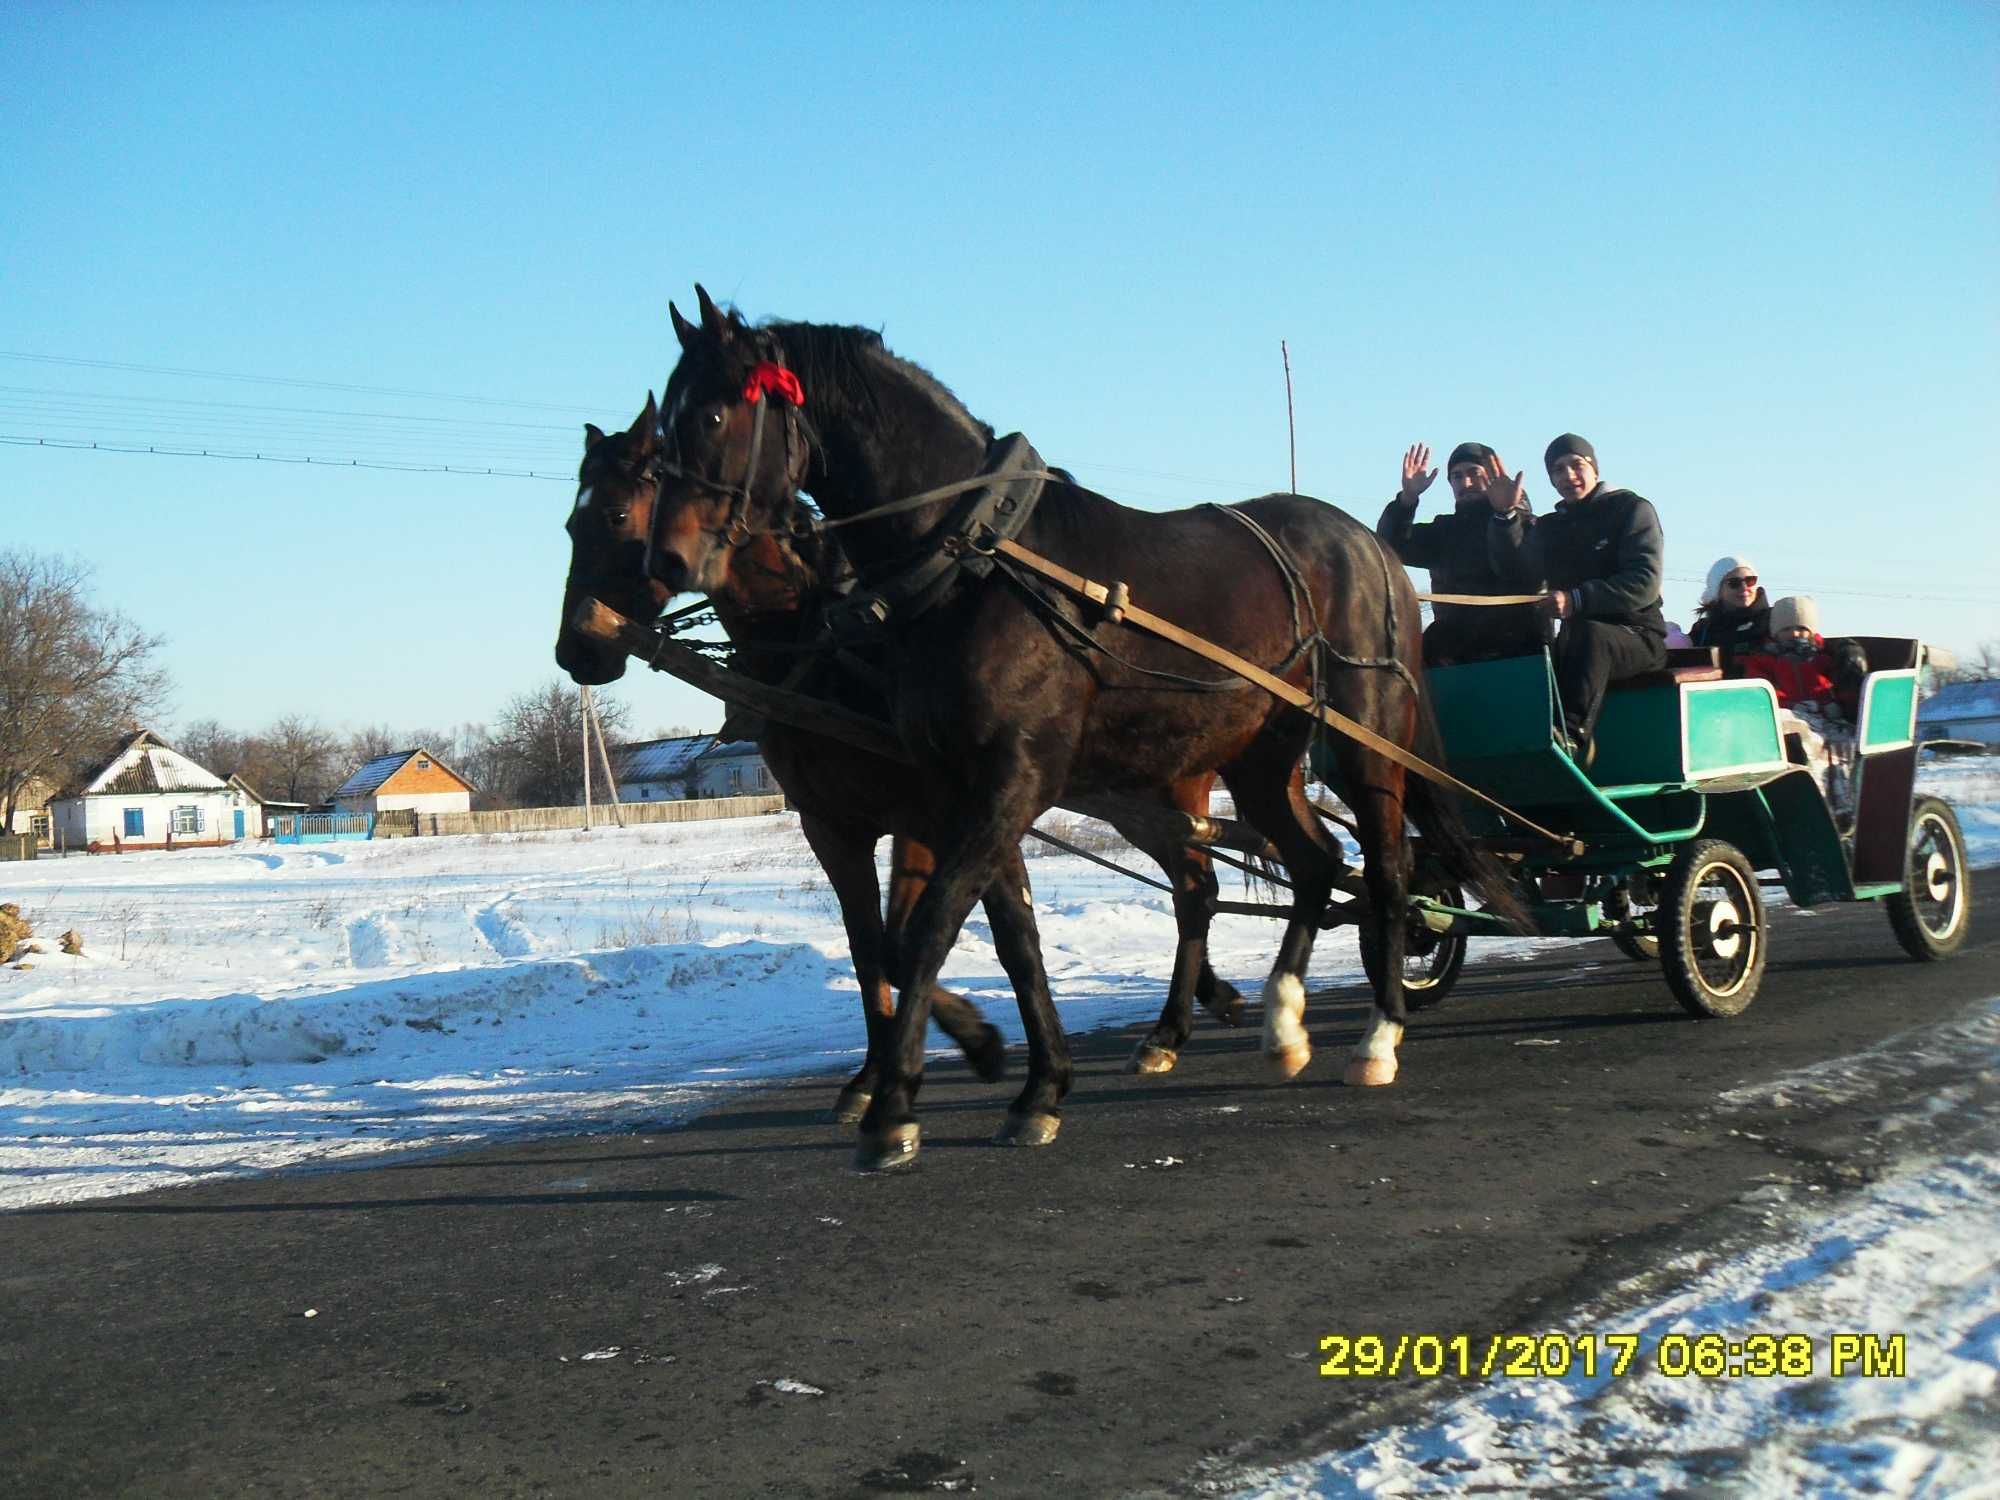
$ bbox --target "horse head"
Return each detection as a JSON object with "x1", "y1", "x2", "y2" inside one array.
[
  {"x1": 555, "y1": 393, "x2": 673, "y2": 685},
  {"x1": 646, "y1": 285, "x2": 811, "y2": 597}
]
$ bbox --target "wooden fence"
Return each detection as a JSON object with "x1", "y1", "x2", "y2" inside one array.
[{"x1": 369, "y1": 794, "x2": 787, "y2": 838}]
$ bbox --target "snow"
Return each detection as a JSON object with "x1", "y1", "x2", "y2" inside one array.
[
  {"x1": 5, "y1": 757, "x2": 1997, "y2": 1496},
  {"x1": 0, "y1": 807, "x2": 1433, "y2": 1208}
]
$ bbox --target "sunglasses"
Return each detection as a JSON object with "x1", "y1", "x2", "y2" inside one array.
[{"x1": 1724, "y1": 574, "x2": 1758, "y2": 588}]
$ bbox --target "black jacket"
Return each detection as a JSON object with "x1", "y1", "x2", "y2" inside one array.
[
  {"x1": 1377, "y1": 495, "x2": 1544, "y2": 641},
  {"x1": 1688, "y1": 591, "x2": 1771, "y2": 661},
  {"x1": 1488, "y1": 484, "x2": 1666, "y2": 637}
]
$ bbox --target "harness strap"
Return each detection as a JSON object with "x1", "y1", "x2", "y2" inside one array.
[
  {"x1": 1418, "y1": 591, "x2": 1551, "y2": 606},
  {"x1": 988, "y1": 536, "x2": 1582, "y2": 852}
]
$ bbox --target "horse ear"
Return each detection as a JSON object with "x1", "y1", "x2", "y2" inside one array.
[
  {"x1": 695, "y1": 284, "x2": 731, "y2": 338},
  {"x1": 669, "y1": 301, "x2": 696, "y2": 347},
  {"x1": 632, "y1": 392, "x2": 660, "y2": 452},
  {"x1": 583, "y1": 422, "x2": 604, "y2": 454}
]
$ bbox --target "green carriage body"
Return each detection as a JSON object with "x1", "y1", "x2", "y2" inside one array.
[{"x1": 1310, "y1": 640, "x2": 1964, "y2": 1014}]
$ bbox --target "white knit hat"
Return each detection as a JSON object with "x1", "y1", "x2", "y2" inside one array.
[
  {"x1": 1770, "y1": 595, "x2": 1821, "y2": 636},
  {"x1": 1702, "y1": 555, "x2": 1759, "y2": 605}
]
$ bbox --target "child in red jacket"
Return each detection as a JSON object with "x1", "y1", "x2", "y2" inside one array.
[{"x1": 1740, "y1": 596, "x2": 1866, "y2": 812}]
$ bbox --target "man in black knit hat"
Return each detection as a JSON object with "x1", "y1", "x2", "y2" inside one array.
[
  {"x1": 1485, "y1": 434, "x2": 1667, "y2": 759},
  {"x1": 1377, "y1": 441, "x2": 1548, "y2": 666}
]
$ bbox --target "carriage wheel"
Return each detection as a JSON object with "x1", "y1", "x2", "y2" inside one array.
[
  {"x1": 1359, "y1": 870, "x2": 1468, "y2": 1012},
  {"x1": 1887, "y1": 797, "x2": 1971, "y2": 962},
  {"x1": 1659, "y1": 840, "x2": 1767, "y2": 1018},
  {"x1": 1611, "y1": 932, "x2": 1661, "y2": 962}
]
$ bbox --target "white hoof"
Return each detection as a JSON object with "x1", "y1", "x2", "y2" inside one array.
[
  {"x1": 1260, "y1": 971, "x2": 1310, "y2": 1082},
  {"x1": 1342, "y1": 1055, "x2": 1399, "y2": 1087},
  {"x1": 1266, "y1": 1039, "x2": 1312, "y2": 1081}
]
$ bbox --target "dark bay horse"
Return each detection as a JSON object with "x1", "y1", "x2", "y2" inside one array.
[
  {"x1": 632, "y1": 288, "x2": 1512, "y2": 1169},
  {"x1": 554, "y1": 398, "x2": 1247, "y2": 1129}
]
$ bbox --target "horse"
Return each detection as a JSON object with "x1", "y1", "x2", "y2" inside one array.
[
  {"x1": 554, "y1": 397, "x2": 1250, "y2": 1130},
  {"x1": 629, "y1": 287, "x2": 1516, "y2": 1171}
]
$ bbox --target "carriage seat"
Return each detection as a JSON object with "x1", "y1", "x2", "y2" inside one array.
[{"x1": 1606, "y1": 646, "x2": 1724, "y2": 693}]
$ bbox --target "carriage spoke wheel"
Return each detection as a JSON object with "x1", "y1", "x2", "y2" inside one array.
[
  {"x1": 1659, "y1": 839, "x2": 1766, "y2": 1018},
  {"x1": 1359, "y1": 870, "x2": 1468, "y2": 1012},
  {"x1": 1887, "y1": 797, "x2": 1971, "y2": 962}
]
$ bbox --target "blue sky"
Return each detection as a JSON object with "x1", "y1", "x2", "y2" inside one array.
[{"x1": 4, "y1": 1, "x2": 1994, "y2": 739}]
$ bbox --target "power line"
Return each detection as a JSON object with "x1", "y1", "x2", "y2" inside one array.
[
  {"x1": 6, "y1": 431, "x2": 1996, "y2": 609},
  {"x1": 0, "y1": 434, "x2": 570, "y2": 482}
]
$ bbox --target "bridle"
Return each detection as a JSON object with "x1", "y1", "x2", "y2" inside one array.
[{"x1": 641, "y1": 358, "x2": 808, "y2": 585}]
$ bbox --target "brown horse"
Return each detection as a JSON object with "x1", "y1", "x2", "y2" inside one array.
[
  {"x1": 555, "y1": 398, "x2": 1247, "y2": 1128},
  {"x1": 624, "y1": 289, "x2": 1514, "y2": 1170}
]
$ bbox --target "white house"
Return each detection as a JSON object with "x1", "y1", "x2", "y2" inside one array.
[
  {"x1": 51, "y1": 730, "x2": 251, "y2": 852},
  {"x1": 1918, "y1": 680, "x2": 2000, "y2": 747},
  {"x1": 691, "y1": 738, "x2": 777, "y2": 798},
  {"x1": 611, "y1": 735, "x2": 777, "y2": 801},
  {"x1": 330, "y1": 748, "x2": 475, "y2": 818},
  {"x1": 612, "y1": 735, "x2": 711, "y2": 801}
]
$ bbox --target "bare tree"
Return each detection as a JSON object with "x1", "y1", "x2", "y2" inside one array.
[
  {"x1": 177, "y1": 717, "x2": 250, "y2": 779},
  {"x1": 261, "y1": 714, "x2": 342, "y2": 804},
  {"x1": 344, "y1": 723, "x2": 401, "y2": 766},
  {"x1": 0, "y1": 551, "x2": 169, "y2": 825},
  {"x1": 488, "y1": 681, "x2": 631, "y2": 807}
]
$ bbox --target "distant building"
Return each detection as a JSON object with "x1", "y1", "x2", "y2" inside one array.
[
  {"x1": 1918, "y1": 680, "x2": 2000, "y2": 747},
  {"x1": 612, "y1": 735, "x2": 713, "y2": 801},
  {"x1": 50, "y1": 730, "x2": 251, "y2": 851},
  {"x1": 692, "y1": 738, "x2": 776, "y2": 798},
  {"x1": 330, "y1": 748, "x2": 476, "y2": 818},
  {"x1": 4, "y1": 774, "x2": 57, "y2": 846},
  {"x1": 225, "y1": 773, "x2": 306, "y2": 838},
  {"x1": 611, "y1": 735, "x2": 777, "y2": 801}
]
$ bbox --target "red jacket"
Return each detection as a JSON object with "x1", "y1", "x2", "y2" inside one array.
[{"x1": 1739, "y1": 636, "x2": 1840, "y2": 709}]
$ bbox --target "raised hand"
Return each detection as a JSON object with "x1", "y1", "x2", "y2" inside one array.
[
  {"x1": 1483, "y1": 455, "x2": 1528, "y2": 514},
  {"x1": 1398, "y1": 443, "x2": 1437, "y2": 504}
]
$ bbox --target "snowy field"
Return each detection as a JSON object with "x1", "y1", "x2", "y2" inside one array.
[{"x1": 4, "y1": 759, "x2": 1997, "y2": 1498}]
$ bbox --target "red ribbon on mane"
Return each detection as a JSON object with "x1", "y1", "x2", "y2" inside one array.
[{"x1": 743, "y1": 362, "x2": 805, "y2": 406}]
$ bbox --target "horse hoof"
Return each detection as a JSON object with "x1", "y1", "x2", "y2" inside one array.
[
  {"x1": 1264, "y1": 1040, "x2": 1312, "y2": 1082},
  {"x1": 995, "y1": 1112, "x2": 1062, "y2": 1147},
  {"x1": 1203, "y1": 985, "x2": 1247, "y2": 1027},
  {"x1": 1342, "y1": 1056, "x2": 1399, "y2": 1087},
  {"x1": 854, "y1": 1123, "x2": 921, "y2": 1172},
  {"x1": 1128, "y1": 1043, "x2": 1179, "y2": 1075},
  {"x1": 831, "y1": 1089, "x2": 872, "y2": 1126},
  {"x1": 967, "y1": 1026, "x2": 1008, "y2": 1083}
]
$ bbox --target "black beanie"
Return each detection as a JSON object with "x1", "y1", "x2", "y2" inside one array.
[
  {"x1": 1447, "y1": 442, "x2": 1496, "y2": 470},
  {"x1": 1544, "y1": 433, "x2": 1596, "y2": 470}
]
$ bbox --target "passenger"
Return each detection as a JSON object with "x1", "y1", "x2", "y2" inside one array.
[
  {"x1": 1688, "y1": 557, "x2": 1771, "y2": 665},
  {"x1": 1377, "y1": 442, "x2": 1547, "y2": 666},
  {"x1": 1486, "y1": 434, "x2": 1668, "y2": 760},
  {"x1": 1738, "y1": 595, "x2": 1866, "y2": 811}
]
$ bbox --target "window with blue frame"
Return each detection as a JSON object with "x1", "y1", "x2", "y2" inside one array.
[{"x1": 122, "y1": 808, "x2": 144, "y2": 837}]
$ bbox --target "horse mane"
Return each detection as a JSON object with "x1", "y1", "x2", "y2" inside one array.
[{"x1": 765, "y1": 320, "x2": 992, "y2": 449}]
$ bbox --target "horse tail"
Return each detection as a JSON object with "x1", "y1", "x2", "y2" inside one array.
[{"x1": 1402, "y1": 678, "x2": 1532, "y2": 934}]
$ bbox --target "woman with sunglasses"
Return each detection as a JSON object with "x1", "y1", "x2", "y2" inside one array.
[{"x1": 1689, "y1": 556, "x2": 1771, "y2": 663}]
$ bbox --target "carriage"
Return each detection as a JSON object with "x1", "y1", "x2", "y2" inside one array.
[
  {"x1": 558, "y1": 291, "x2": 1976, "y2": 1166},
  {"x1": 1323, "y1": 638, "x2": 1973, "y2": 1018}
]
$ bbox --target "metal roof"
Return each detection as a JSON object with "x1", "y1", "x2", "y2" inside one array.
[
  {"x1": 69, "y1": 730, "x2": 227, "y2": 797},
  {"x1": 615, "y1": 735, "x2": 713, "y2": 783},
  {"x1": 330, "y1": 748, "x2": 470, "y2": 799},
  {"x1": 1919, "y1": 680, "x2": 2000, "y2": 723}
]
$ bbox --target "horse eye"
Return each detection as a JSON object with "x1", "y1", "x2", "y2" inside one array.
[{"x1": 705, "y1": 407, "x2": 725, "y2": 428}]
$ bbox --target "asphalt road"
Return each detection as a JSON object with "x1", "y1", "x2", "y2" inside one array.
[{"x1": 4, "y1": 873, "x2": 1994, "y2": 1500}]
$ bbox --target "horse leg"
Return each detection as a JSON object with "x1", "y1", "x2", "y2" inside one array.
[
  {"x1": 858, "y1": 750, "x2": 1052, "y2": 1171},
  {"x1": 1123, "y1": 774, "x2": 1232, "y2": 1074},
  {"x1": 798, "y1": 816, "x2": 899, "y2": 1124},
  {"x1": 1341, "y1": 754, "x2": 1414, "y2": 1088},
  {"x1": 882, "y1": 836, "x2": 1008, "y2": 1084},
  {"x1": 1222, "y1": 754, "x2": 1347, "y2": 1082},
  {"x1": 980, "y1": 843, "x2": 1071, "y2": 1145}
]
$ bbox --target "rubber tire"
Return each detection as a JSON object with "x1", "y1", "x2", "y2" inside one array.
[
  {"x1": 1659, "y1": 839, "x2": 1767, "y2": 1019},
  {"x1": 1887, "y1": 797, "x2": 1972, "y2": 962},
  {"x1": 1360, "y1": 872, "x2": 1468, "y2": 1013},
  {"x1": 1611, "y1": 932, "x2": 1661, "y2": 962}
]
